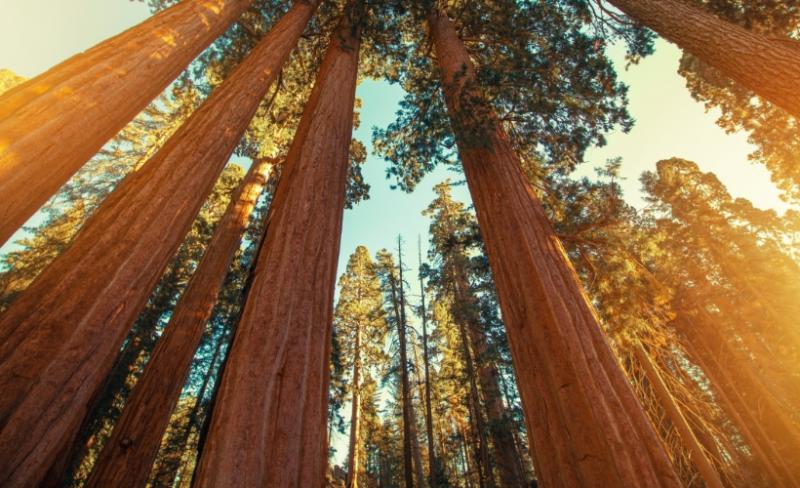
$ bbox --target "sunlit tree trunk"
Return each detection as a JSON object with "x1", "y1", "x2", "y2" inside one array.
[
  {"x1": 678, "y1": 317, "x2": 800, "y2": 486},
  {"x1": 0, "y1": 3, "x2": 317, "y2": 485},
  {"x1": 191, "y1": 7, "x2": 360, "y2": 485},
  {"x1": 633, "y1": 344, "x2": 724, "y2": 488},
  {"x1": 609, "y1": 0, "x2": 800, "y2": 118},
  {"x1": 0, "y1": 0, "x2": 255, "y2": 245},
  {"x1": 347, "y1": 319, "x2": 363, "y2": 488},
  {"x1": 427, "y1": 9, "x2": 681, "y2": 487},
  {"x1": 84, "y1": 158, "x2": 271, "y2": 488},
  {"x1": 418, "y1": 245, "x2": 441, "y2": 487}
]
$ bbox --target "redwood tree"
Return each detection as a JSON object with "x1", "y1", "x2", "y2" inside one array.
[
  {"x1": 83, "y1": 158, "x2": 272, "y2": 488},
  {"x1": 0, "y1": 3, "x2": 318, "y2": 485},
  {"x1": 607, "y1": 0, "x2": 800, "y2": 118},
  {"x1": 412, "y1": 7, "x2": 680, "y2": 486},
  {"x1": 192, "y1": 4, "x2": 362, "y2": 485},
  {"x1": 0, "y1": 0, "x2": 255, "y2": 245}
]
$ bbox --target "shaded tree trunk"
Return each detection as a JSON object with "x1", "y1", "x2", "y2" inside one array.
[
  {"x1": 0, "y1": 4, "x2": 316, "y2": 485},
  {"x1": 84, "y1": 158, "x2": 272, "y2": 488},
  {"x1": 347, "y1": 318, "x2": 363, "y2": 488},
  {"x1": 427, "y1": 9, "x2": 681, "y2": 487},
  {"x1": 191, "y1": 8, "x2": 361, "y2": 486},
  {"x1": 609, "y1": 0, "x2": 800, "y2": 118},
  {"x1": 0, "y1": 0, "x2": 255, "y2": 245},
  {"x1": 418, "y1": 248, "x2": 440, "y2": 487},
  {"x1": 633, "y1": 344, "x2": 723, "y2": 488}
]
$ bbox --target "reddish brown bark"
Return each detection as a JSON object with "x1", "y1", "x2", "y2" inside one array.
[
  {"x1": 191, "y1": 10, "x2": 361, "y2": 486},
  {"x1": 0, "y1": 0, "x2": 255, "y2": 246},
  {"x1": 428, "y1": 9, "x2": 681, "y2": 487},
  {"x1": 0, "y1": 3, "x2": 317, "y2": 485},
  {"x1": 609, "y1": 0, "x2": 800, "y2": 118},
  {"x1": 83, "y1": 158, "x2": 271, "y2": 488}
]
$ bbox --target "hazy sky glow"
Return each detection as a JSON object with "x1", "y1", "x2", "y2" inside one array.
[{"x1": 1, "y1": 0, "x2": 793, "y2": 466}]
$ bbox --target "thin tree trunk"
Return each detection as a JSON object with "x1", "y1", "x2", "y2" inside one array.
[
  {"x1": 347, "y1": 319, "x2": 363, "y2": 488},
  {"x1": 633, "y1": 344, "x2": 724, "y2": 488},
  {"x1": 397, "y1": 240, "x2": 428, "y2": 488},
  {"x1": 455, "y1": 316, "x2": 493, "y2": 488},
  {"x1": 84, "y1": 158, "x2": 271, "y2": 488},
  {"x1": 418, "y1": 240, "x2": 440, "y2": 487},
  {"x1": 191, "y1": 6, "x2": 361, "y2": 485},
  {"x1": 427, "y1": 9, "x2": 681, "y2": 487},
  {"x1": 0, "y1": 0, "x2": 255, "y2": 245},
  {"x1": 451, "y1": 265, "x2": 526, "y2": 488},
  {"x1": 0, "y1": 4, "x2": 316, "y2": 485},
  {"x1": 608, "y1": 0, "x2": 800, "y2": 118}
]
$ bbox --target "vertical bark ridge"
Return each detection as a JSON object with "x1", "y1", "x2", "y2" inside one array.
[
  {"x1": 609, "y1": 0, "x2": 800, "y2": 118},
  {"x1": 427, "y1": 9, "x2": 681, "y2": 487},
  {"x1": 0, "y1": 0, "x2": 256, "y2": 245},
  {"x1": 83, "y1": 158, "x2": 272, "y2": 488},
  {"x1": 192, "y1": 8, "x2": 361, "y2": 486},
  {"x1": 0, "y1": 3, "x2": 317, "y2": 485}
]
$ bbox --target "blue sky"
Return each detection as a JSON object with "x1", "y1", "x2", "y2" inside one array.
[{"x1": 1, "y1": 0, "x2": 793, "y2": 465}]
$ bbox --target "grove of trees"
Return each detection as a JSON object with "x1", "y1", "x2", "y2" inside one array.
[{"x1": 0, "y1": 0, "x2": 798, "y2": 486}]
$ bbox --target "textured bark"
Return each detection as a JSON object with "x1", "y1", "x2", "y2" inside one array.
[
  {"x1": 633, "y1": 345, "x2": 723, "y2": 488},
  {"x1": 609, "y1": 0, "x2": 800, "y2": 118},
  {"x1": 428, "y1": 10, "x2": 681, "y2": 488},
  {"x1": 0, "y1": 0, "x2": 255, "y2": 246},
  {"x1": 191, "y1": 10, "x2": 360, "y2": 486},
  {"x1": 347, "y1": 320, "x2": 362, "y2": 488},
  {"x1": 84, "y1": 159, "x2": 271, "y2": 488},
  {"x1": 0, "y1": 3, "x2": 316, "y2": 485}
]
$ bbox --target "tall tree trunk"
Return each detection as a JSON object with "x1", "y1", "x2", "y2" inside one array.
[
  {"x1": 397, "y1": 240, "x2": 428, "y2": 488},
  {"x1": 418, "y1": 242, "x2": 440, "y2": 487},
  {"x1": 427, "y1": 9, "x2": 681, "y2": 487},
  {"x1": 451, "y1": 265, "x2": 526, "y2": 488},
  {"x1": 0, "y1": 4, "x2": 316, "y2": 485},
  {"x1": 84, "y1": 158, "x2": 271, "y2": 488},
  {"x1": 0, "y1": 0, "x2": 255, "y2": 245},
  {"x1": 191, "y1": 7, "x2": 361, "y2": 485},
  {"x1": 679, "y1": 318, "x2": 800, "y2": 486},
  {"x1": 347, "y1": 319, "x2": 363, "y2": 488},
  {"x1": 608, "y1": 0, "x2": 800, "y2": 118},
  {"x1": 455, "y1": 313, "x2": 493, "y2": 488},
  {"x1": 633, "y1": 345, "x2": 724, "y2": 488}
]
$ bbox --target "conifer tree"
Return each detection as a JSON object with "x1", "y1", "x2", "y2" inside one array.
[
  {"x1": 0, "y1": 4, "x2": 318, "y2": 484},
  {"x1": 333, "y1": 246, "x2": 389, "y2": 488}
]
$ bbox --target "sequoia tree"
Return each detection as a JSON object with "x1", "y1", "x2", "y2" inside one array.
[
  {"x1": 0, "y1": 3, "x2": 317, "y2": 485},
  {"x1": 192, "y1": 4, "x2": 362, "y2": 485},
  {"x1": 83, "y1": 158, "x2": 272, "y2": 488},
  {"x1": 410, "y1": 6, "x2": 680, "y2": 486},
  {"x1": 0, "y1": 0, "x2": 255, "y2": 245},
  {"x1": 607, "y1": 0, "x2": 800, "y2": 118}
]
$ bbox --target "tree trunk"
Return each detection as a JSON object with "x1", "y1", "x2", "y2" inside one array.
[
  {"x1": 633, "y1": 344, "x2": 724, "y2": 488},
  {"x1": 451, "y1": 266, "x2": 526, "y2": 488},
  {"x1": 191, "y1": 8, "x2": 360, "y2": 486},
  {"x1": 0, "y1": 0, "x2": 255, "y2": 246},
  {"x1": 418, "y1": 243, "x2": 440, "y2": 487},
  {"x1": 679, "y1": 318, "x2": 800, "y2": 486},
  {"x1": 84, "y1": 158, "x2": 271, "y2": 488},
  {"x1": 427, "y1": 9, "x2": 681, "y2": 487},
  {"x1": 0, "y1": 3, "x2": 316, "y2": 485},
  {"x1": 347, "y1": 319, "x2": 363, "y2": 488},
  {"x1": 609, "y1": 0, "x2": 800, "y2": 118}
]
